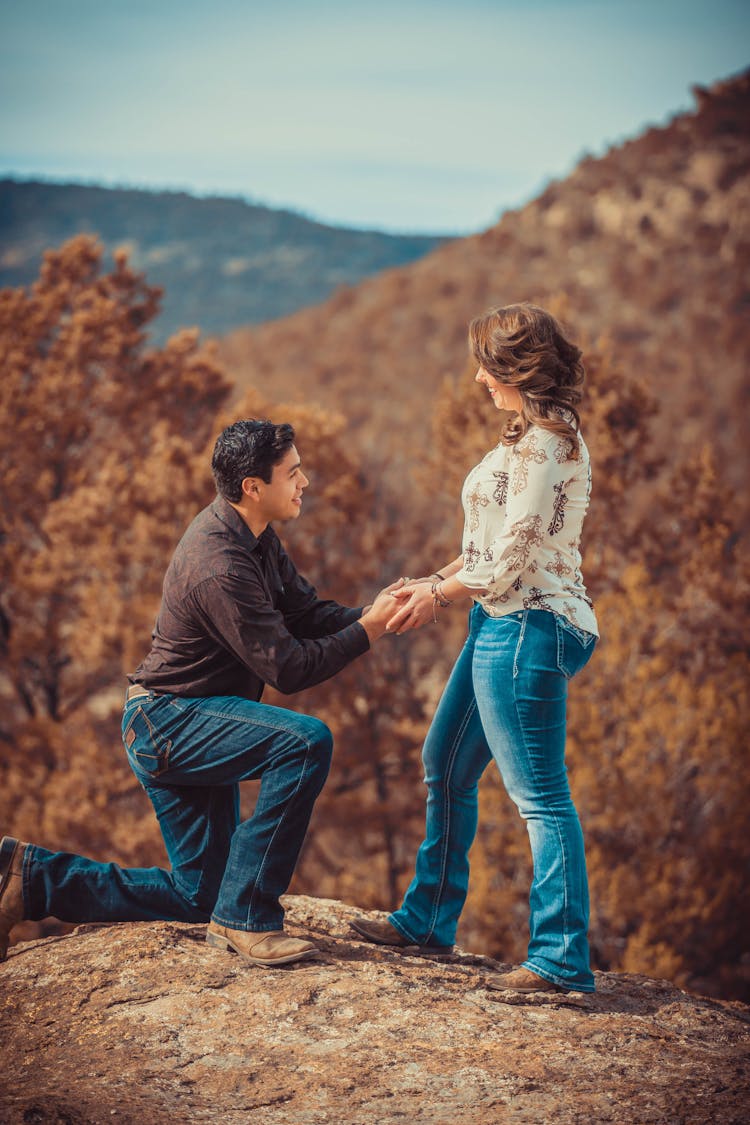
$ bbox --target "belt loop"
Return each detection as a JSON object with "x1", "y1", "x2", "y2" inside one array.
[{"x1": 126, "y1": 684, "x2": 151, "y2": 703}]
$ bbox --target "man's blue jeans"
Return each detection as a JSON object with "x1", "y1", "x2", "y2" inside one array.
[
  {"x1": 23, "y1": 693, "x2": 333, "y2": 932},
  {"x1": 389, "y1": 605, "x2": 597, "y2": 991}
]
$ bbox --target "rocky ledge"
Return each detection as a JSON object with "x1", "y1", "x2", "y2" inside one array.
[{"x1": 2, "y1": 896, "x2": 748, "y2": 1124}]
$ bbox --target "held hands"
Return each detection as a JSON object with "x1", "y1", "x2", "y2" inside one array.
[
  {"x1": 359, "y1": 579, "x2": 411, "y2": 642},
  {"x1": 362, "y1": 575, "x2": 452, "y2": 640},
  {"x1": 385, "y1": 580, "x2": 438, "y2": 635}
]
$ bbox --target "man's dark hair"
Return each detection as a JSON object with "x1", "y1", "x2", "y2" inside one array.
[{"x1": 211, "y1": 420, "x2": 296, "y2": 502}]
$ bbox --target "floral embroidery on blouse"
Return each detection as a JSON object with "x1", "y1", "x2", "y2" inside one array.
[
  {"x1": 492, "y1": 471, "x2": 509, "y2": 505},
  {"x1": 510, "y1": 434, "x2": 548, "y2": 495},
  {"x1": 466, "y1": 484, "x2": 490, "y2": 532},
  {"x1": 463, "y1": 541, "x2": 481, "y2": 572},
  {"x1": 545, "y1": 550, "x2": 573, "y2": 578},
  {"x1": 523, "y1": 586, "x2": 553, "y2": 610},
  {"x1": 553, "y1": 437, "x2": 577, "y2": 464},
  {"x1": 548, "y1": 480, "x2": 568, "y2": 536},
  {"x1": 502, "y1": 514, "x2": 543, "y2": 571}
]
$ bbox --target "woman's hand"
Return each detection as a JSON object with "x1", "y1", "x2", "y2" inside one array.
[{"x1": 386, "y1": 583, "x2": 437, "y2": 634}]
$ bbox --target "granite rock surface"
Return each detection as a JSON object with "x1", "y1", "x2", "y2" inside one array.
[{"x1": 2, "y1": 895, "x2": 748, "y2": 1124}]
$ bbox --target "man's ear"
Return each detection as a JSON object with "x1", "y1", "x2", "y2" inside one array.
[{"x1": 241, "y1": 477, "x2": 262, "y2": 502}]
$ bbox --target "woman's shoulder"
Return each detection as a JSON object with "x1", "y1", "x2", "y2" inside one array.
[{"x1": 519, "y1": 421, "x2": 588, "y2": 466}]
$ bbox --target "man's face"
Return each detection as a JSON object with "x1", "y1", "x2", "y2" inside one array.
[{"x1": 254, "y1": 445, "x2": 309, "y2": 523}]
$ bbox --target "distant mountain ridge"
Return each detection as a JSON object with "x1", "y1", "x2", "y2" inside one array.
[
  {"x1": 0, "y1": 180, "x2": 448, "y2": 341},
  {"x1": 220, "y1": 70, "x2": 749, "y2": 500}
]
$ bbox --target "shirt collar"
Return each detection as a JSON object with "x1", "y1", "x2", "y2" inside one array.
[{"x1": 210, "y1": 495, "x2": 268, "y2": 554}]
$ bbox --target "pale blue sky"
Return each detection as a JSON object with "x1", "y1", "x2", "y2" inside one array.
[{"x1": 0, "y1": 0, "x2": 747, "y2": 233}]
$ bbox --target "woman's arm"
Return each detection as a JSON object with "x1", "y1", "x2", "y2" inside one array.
[
  {"x1": 408, "y1": 555, "x2": 465, "y2": 583},
  {"x1": 386, "y1": 562, "x2": 476, "y2": 634}
]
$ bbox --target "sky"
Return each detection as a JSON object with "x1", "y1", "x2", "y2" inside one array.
[{"x1": 0, "y1": 0, "x2": 747, "y2": 234}]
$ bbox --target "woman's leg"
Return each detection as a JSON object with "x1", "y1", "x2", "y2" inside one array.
[
  {"x1": 472, "y1": 609, "x2": 595, "y2": 991},
  {"x1": 390, "y1": 609, "x2": 492, "y2": 948}
]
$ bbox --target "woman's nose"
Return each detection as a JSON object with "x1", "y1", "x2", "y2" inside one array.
[{"x1": 475, "y1": 367, "x2": 483, "y2": 383}]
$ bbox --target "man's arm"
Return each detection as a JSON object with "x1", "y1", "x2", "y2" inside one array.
[
  {"x1": 276, "y1": 541, "x2": 364, "y2": 639},
  {"x1": 190, "y1": 566, "x2": 394, "y2": 695}
]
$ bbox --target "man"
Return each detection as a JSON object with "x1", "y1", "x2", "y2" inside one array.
[{"x1": 0, "y1": 420, "x2": 396, "y2": 967}]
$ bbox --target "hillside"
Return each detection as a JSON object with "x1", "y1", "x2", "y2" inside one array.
[
  {"x1": 220, "y1": 71, "x2": 750, "y2": 503},
  {"x1": 0, "y1": 180, "x2": 447, "y2": 341},
  {"x1": 3, "y1": 897, "x2": 749, "y2": 1124}
]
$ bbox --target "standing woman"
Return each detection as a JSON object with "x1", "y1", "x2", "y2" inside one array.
[{"x1": 352, "y1": 303, "x2": 599, "y2": 992}]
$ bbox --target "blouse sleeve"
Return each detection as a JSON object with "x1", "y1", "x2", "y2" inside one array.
[{"x1": 455, "y1": 430, "x2": 579, "y2": 597}]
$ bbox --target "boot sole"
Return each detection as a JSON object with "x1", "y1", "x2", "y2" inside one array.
[{"x1": 205, "y1": 929, "x2": 318, "y2": 967}]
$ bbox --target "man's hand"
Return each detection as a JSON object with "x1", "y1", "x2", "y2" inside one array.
[
  {"x1": 361, "y1": 577, "x2": 411, "y2": 617},
  {"x1": 360, "y1": 585, "x2": 408, "y2": 643}
]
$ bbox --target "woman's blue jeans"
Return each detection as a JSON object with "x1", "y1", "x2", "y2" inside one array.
[
  {"x1": 390, "y1": 605, "x2": 597, "y2": 991},
  {"x1": 23, "y1": 693, "x2": 333, "y2": 933}
]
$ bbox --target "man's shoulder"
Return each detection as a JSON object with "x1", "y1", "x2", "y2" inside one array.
[{"x1": 170, "y1": 502, "x2": 261, "y2": 588}]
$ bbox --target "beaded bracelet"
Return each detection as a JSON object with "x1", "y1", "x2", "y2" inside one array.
[{"x1": 430, "y1": 580, "x2": 453, "y2": 622}]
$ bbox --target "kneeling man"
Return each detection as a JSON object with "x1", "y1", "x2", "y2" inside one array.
[{"x1": 1, "y1": 420, "x2": 395, "y2": 967}]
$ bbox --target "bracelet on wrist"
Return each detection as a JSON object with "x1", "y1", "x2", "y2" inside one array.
[
  {"x1": 431, "y1": 571, "x2": 447, "y2": 582},
  {"x1": 434, "y1": 581, "x2": 453, "y2": 607},
  {"x1": 430, "y1": 580, "x2": 453, "y2": 623}
]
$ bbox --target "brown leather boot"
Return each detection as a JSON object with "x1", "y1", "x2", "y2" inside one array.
[
  {"x1": 206, "y1": 923, "x2": 317, "y2": 967},
  {"x1": 350, "y1": 915, "x2": 454, "y2": 955},
  {"x1": 485, "y1": 966, "x2": 566, "y2": 992},
  {"x1": 0, "y1": 837, "x2": 28, "y2": 962}
]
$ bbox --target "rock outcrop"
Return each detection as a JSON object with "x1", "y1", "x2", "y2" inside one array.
[{"x1": 2, "y1": 896, "x2": 749, "y2": 1124}]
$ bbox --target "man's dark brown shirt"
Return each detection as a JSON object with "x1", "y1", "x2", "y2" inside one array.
[{"x1": 131, "y1": 496, "x2": 369, "y2": 700}]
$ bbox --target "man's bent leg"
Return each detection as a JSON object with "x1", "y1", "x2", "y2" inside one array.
[
  {"x1": 207, "y1": 708, "x2": 332, "y2": 932},
  {"x1": 8, "y1": 695, "x2": 331, "y2": 960},
  {"x1": 126, "y1": 694, "x2": 333, "y2": 933}
]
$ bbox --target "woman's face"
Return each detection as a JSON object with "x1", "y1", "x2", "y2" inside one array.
[{"x1": 475, "y1": 366, "x2": 523, "y2": 413}]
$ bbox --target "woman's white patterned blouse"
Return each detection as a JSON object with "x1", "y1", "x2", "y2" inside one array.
[{"x1": 454, "y1": 425, "x2": 599, "y2": 636}]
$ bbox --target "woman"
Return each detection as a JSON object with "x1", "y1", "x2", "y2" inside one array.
[{"x1": 352, "y1": 303, "x2": 599, "y2": 993}]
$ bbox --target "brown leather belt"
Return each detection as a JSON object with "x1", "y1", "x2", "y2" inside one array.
[{"x1": 126, "y1": 684, "x2": 151, "y2": 703}]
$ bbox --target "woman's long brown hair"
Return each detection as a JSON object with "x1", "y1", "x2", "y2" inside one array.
[{"x1": 469, "y1": 303, "x2": 585, "y2": 460}]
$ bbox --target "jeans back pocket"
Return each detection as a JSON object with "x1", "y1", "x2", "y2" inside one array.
[
  {"x1": 554, "y1": 613, "x2": 597, "y2": 679},
  {"x1": 122, "y1": 705, "x2": 172, "y2": 777}
]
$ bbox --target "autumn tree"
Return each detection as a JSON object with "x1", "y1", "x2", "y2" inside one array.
[{"x1": 0, "y1": 236, "x2": 230, "y2": 861}]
